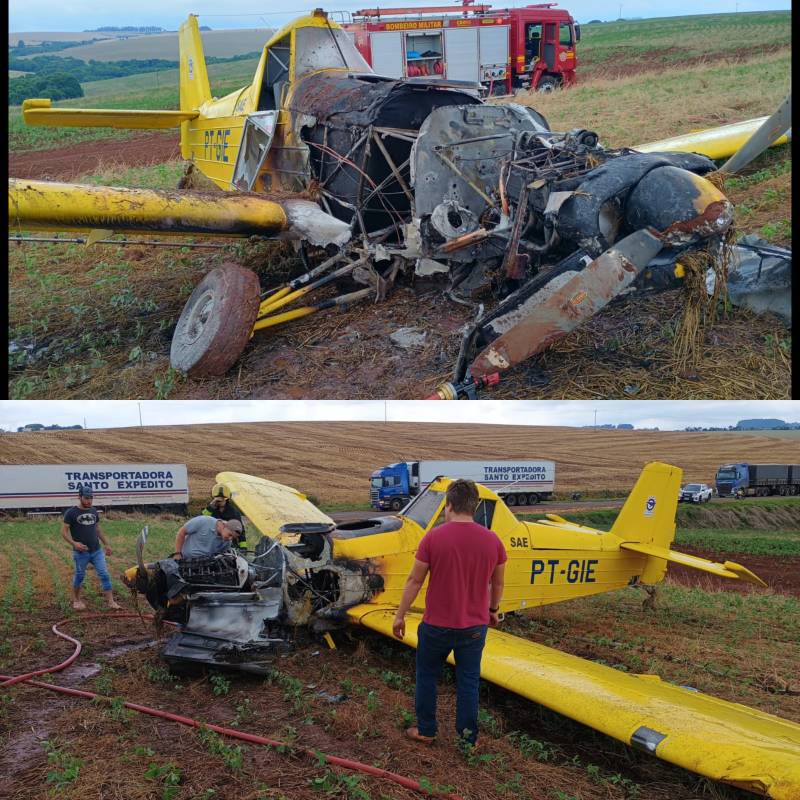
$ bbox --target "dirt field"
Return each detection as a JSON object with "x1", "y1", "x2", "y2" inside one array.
[
  {"x1": 2, "y1": 423, "x2": 799, "y2": 506},
  {"x1": 8, "y1": 133, "x2": 180, "y2": 181}
]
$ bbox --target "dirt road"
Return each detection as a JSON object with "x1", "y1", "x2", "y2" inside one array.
[{"x1": 330, "y1": 498, "x2": 624, "y2": 521}]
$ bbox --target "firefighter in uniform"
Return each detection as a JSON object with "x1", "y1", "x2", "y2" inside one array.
[{"x1": 203, "y1": 484, "x2": 247, "y2": 549}]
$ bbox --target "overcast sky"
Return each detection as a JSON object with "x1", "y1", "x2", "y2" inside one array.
[
  {"x1": 1, "y1": 401, "x2": 798, "y2": 432},
  {"x1": 9, "y1": 0, "x2": 790, "y2": 31}
]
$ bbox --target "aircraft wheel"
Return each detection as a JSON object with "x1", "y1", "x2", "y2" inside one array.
[
  {"x1": 170, "y1": 263, "x2": 261, "y2": 377},
  {"x1": 536, "y1": 75, "x2": 560, "y2": 93},
  {"x1": 505, "y1": 494, "x2": 517, "y2": 507}
]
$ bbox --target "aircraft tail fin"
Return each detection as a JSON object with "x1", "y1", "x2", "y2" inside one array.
[
  {"x1": 609, "y1": 462, "x2": 682, "y2": 584},
  {"x1": 179, "y1": 15, "x2": 212, "y2": 112},
  {"x1": 610, "y1": 462, "x2": 681, "y2": 548}
]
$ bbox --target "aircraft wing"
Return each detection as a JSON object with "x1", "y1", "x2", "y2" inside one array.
[
  {"x1": 348, "y1": 605, "x2": 800, "y2": 800},
  {"x1": 635, "y1": 116, "x2": 790, "y2": 160},
  {"x1": 22, "y1": 99, "x2": 198, "y2": 129},
  {"x1": 620, "y1": 541, "x2": 767, "y2": 586},
  {"x1": 214, "y1": 471, "x2": 333, "y2": 540}
]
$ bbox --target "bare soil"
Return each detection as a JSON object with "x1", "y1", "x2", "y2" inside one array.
[
  {"x1": 668, "y1": 546, "x2": 800, "y2": 596},
  {"x1": 8, "y1": 132, "x2": 180, "y2": 181}
]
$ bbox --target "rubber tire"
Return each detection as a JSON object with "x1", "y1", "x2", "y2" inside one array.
[
  {"x1": 505, "y1": 494, "x2": 517, "y2": 507},
  {"x1": 170, "y1": 263, "x2": 261, "y2": 377},
  {"x1": 390, "y1": 498, "x2": 404, "y2": 511},
  {"x1": 516, "y1": 494, "x2": 528, "y2": 507},
  {"x1": 536, "y1": 75, "x2": 560, "y2": 93},
  {"x1": 527, "y1": 493, "x2": 539, "y2": 505}
]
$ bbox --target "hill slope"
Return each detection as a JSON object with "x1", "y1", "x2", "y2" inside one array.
[{"x1": 2, "y1": 423, "x2": 798, "y2": 503}]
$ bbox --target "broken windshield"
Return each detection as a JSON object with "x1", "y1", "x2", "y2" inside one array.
[
  {"x1": 402, "y1": 488, "x2": 445, "y2": 531},
  {"x1": 294, "y1": 26, "x2": 371, "y2": 79}
]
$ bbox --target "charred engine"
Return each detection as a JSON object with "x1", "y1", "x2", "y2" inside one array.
[
  {"x1": 278, "y1": 72, "x2": 732, "y2": 380},
  {"x1": 126, "y1": 524, "x2": 383, "y2": 673}
]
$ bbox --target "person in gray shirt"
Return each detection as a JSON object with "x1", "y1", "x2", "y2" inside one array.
[{"x1": 174, "y1": 516, "x2": 243, "y2": 560}]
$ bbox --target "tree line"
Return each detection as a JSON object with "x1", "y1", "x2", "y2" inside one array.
[{"x1": 8, "y1": 51, "x2": 261, "y2": 106}]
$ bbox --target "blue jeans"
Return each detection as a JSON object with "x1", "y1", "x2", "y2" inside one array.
[
  {"x1": 73, "y1": 548, "x2": 112, "y2": 591},
  {"x1": 415, "y1": 621, "x2": 488, "y2": 744}
]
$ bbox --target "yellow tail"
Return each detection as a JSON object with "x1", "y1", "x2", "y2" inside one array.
[
  {"x1": 178, "y1": 15, "x2": 212, "y2": 157},
  {"x1": 610, "y1": 462, "x2": 682, "y2": 548}
]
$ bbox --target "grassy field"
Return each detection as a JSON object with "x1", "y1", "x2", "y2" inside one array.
[
  {"x1": 576, "y1": 12, "x2": 791, "y2": 73},
  {"x1": 15, "y1": 27, "x2": 273, "y2": 62},
  {"x1": 0, "y1": 514, "x2": 797, "y2": 799},
  {"x1": 8, "y1": 32, "x2": 123, "y2": 45},
  {"x1": 4, "y1": 422, "x2": 800, "y2": 505}
]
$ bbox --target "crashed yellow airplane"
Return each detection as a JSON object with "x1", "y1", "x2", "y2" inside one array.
[
  {"x1": 8, "y1": 11, "x2": 790, "y2": 395},
  {"x1": 123, "y1": 462, "x2": 799, "y2": 798}
]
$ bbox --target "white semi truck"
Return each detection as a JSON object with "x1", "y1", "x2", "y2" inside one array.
[
  {"x1": 0, "y1": 464, "x2": 189, "y2": 513},
  {"x1": 370, "y1": 459, "x2": 555, "y2": 510}
]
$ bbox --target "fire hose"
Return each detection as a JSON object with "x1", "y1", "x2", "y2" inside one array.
[{"x1": 0, "y1": 613, "x2": 463, "y2": 800}]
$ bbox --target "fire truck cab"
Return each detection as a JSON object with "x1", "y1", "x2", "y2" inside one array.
[{"x1": 344, "y1": 1, "x2": 579, "y2": 95}]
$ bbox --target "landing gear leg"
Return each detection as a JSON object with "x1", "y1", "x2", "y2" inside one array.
[{"x1": 642, "y1": 585, "x2": 658, "y2": 611}]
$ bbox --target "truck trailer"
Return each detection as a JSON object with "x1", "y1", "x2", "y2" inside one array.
[
  {"x1": 714, "y1": 463, "x2": 800, "y2": 498},
  {"x1": 343, "y1": 1, "x2": 579, "y2": 95},
  {"x1": 0, "y1": 464, "x2": 190, "y2": 513},
  {"x1": 370, "y1": 459, "x2": 555, "y2": 510}
]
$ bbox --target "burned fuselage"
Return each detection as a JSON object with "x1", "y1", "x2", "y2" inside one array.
[
  {"x1": 269, "y1": 61, "x2": 732, "y2": 382},
  {"x1": 124, "y1": 520, "x2": 390, "y2": 672}
]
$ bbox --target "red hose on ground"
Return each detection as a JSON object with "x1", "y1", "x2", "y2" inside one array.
[{"x1": 0, "y1": 614, "x2": 463, "y2": 800}]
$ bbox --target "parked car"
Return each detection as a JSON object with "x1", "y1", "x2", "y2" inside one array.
[{"x1": 679, "y1": 483, "x2": 713, "y2": 503}]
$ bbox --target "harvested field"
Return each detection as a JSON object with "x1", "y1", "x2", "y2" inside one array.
[
  {"x1": 1, "y1": 422, "x2": 799, "y2": 506},
  {"x1": 8, "y1": 133, "x2": 180, "y2": 181},
  {"x1": 0, "y1": 506, "x2": 797, "y2": 800}
]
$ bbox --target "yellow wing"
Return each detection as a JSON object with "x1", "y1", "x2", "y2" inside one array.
[
  {"x1": 214, "y1": 471, "x2": 333, "y2": 540},
  {"x1": 22, "y1": 99, "x2": 198, "y2": 129},
  {"x1": 349, "y1": 606, "x2": 800, "y2": 800},
  {"x1": 635, "y1": 116, "x2": 790, "y2": 160}
]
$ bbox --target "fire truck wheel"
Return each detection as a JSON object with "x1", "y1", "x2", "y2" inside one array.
[
  {"x1": 537, "y1": 75, "x2": 560, "y2": 93},
  {"x1": 170, "y1": 263, "x2": 261, "y2": 377}
]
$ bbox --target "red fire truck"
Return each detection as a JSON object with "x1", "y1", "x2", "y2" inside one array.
[{"x1": 343, "y1": 0, "x2": 580, "y2": 94}]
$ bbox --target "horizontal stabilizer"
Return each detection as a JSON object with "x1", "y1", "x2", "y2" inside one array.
[
  {"x1": 23, "y1": 99, "x2": 198, "y2": 129},
  {"x1": 349, "y1": 606, "x2": 800, "y2": 798},
  {"x1": 620, "y1": 541, "x2": 767, "y2": 586}
]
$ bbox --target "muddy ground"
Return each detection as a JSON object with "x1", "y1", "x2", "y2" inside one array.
[{"x1": 8, "y1": 132, "x2": 179, "y2": 181}]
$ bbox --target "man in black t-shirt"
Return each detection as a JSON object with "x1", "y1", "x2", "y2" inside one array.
[
  {"x1": 204, "y1": 483, "x2": 246, "y2": 549},
  {"x1": 61, "y1": 485, "x2": 121, "y2": 610}
]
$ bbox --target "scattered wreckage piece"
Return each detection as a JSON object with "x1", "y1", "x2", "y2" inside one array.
[{"x1": 707, "y1": 235, "x2": 792, "y2": 324}]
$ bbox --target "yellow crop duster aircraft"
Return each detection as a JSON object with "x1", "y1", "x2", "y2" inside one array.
[
  {"x1": 9, "y1": 12, "x2": 791, "y2": 394},
  {"x1": 123, "y1": 462, "x2": 799, "y2": 798}
]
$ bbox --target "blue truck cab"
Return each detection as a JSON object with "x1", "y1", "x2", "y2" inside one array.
[
  {"x1": 370, "y1": 463, "x2": 412, "y2": 511},
  {"x1": 715, "y1": 463, "x2": 748, "y2": 497}
]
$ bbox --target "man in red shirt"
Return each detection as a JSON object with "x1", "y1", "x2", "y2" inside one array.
[{"x1": 393, "y1": 479, "x2": 507, "y2": 748}]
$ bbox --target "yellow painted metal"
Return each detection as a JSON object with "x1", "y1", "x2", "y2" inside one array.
[
  {"x1": 21, "y1": 99, "x2": 197, "y2": 129},
  {"x1": 258, "y1": 287, "x2": 292, "y2": 315},
  {"x1": 620, "y1": 541, "x2": 767, "y2": 586},
  {"x1": 348, "y1": 606, "x2": 800, "y2": 799},
  {"x1": 8, "y1": 179, "x2": 288, "y2": 238},
  {"x1": 179, "y1": 15, "x2": 212, "y2": 112},
  {"x1": 251, "y1": 306, "x2": 318, "y2": 331},
  {"x1": 257, "y1": 284, "x2": 313, "y2": 316},
  {"x1": 636, "y1": 116, "x2": 791, "y2": 160},
  {"x1": 214, "y1": 471, "x2": 333, "y2": 542},
  {"x1": 330, "y1": 463, "x2": 766, "y2": 614}
]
